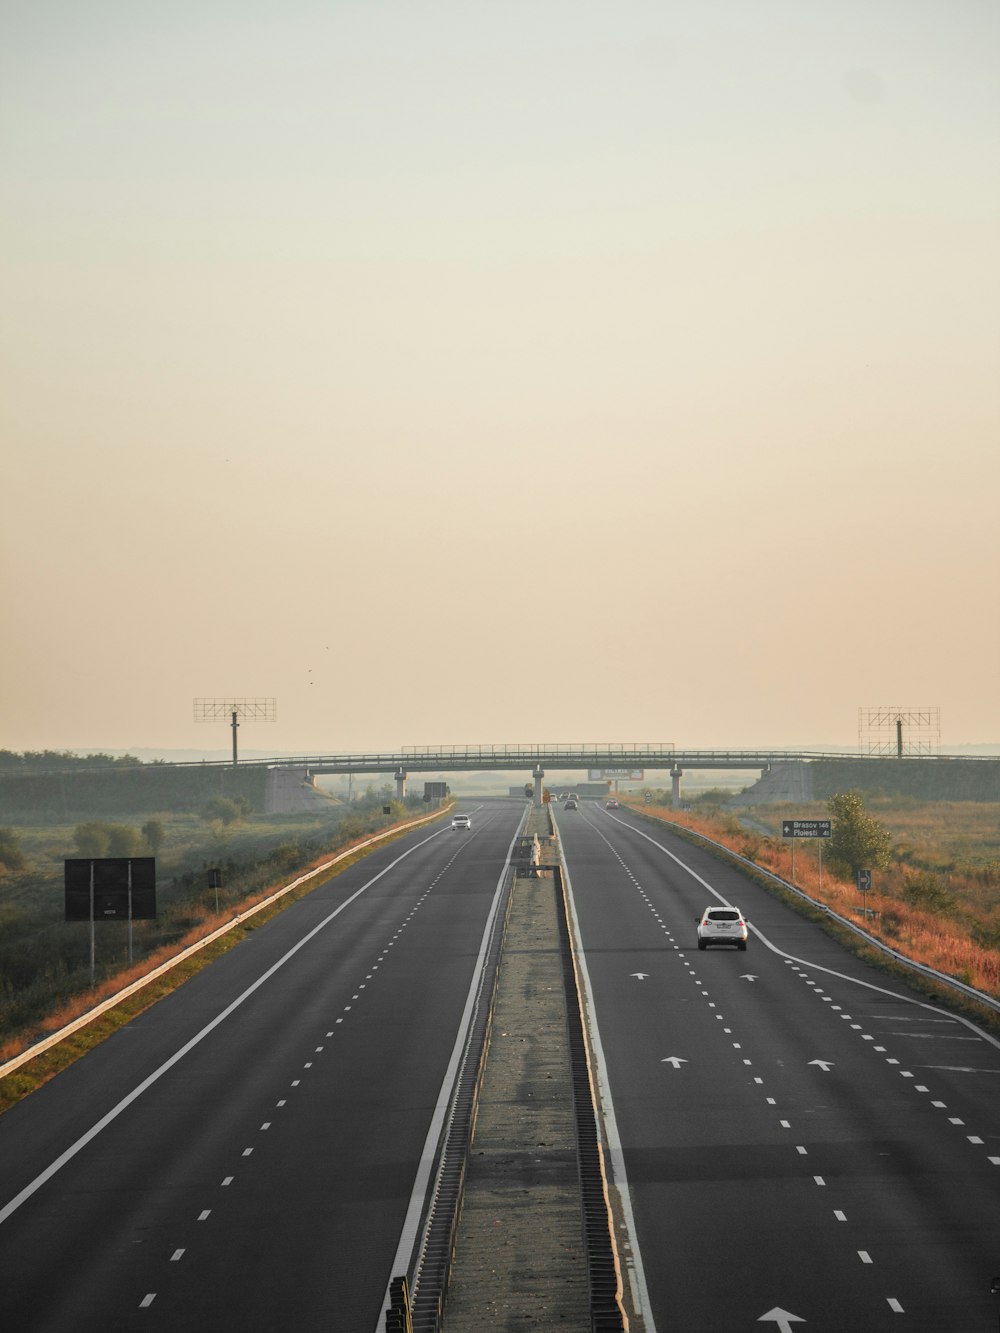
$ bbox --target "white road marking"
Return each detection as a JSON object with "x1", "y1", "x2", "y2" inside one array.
[{"x1": 0, "y1": 831, "x2": 449, "y2": 1229}]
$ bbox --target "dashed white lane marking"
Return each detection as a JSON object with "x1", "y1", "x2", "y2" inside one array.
[
  {"x1": 140, "y1": 1294, "x2": 155, "y2": 1307},
  {"x1": 170, "y1": 1249, "x2": 184, "y2": 1262}
]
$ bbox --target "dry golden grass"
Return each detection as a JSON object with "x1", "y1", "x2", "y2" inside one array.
[{"x1": 635, "y1": 801, "x2": 1000, "y2": 998}]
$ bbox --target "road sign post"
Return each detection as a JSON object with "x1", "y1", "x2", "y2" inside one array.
[
  {"x1": 856, "y1": 868, "x2": 873, "y2": 919},
  {"x1": 781, "y1": 820, "x2": 832, "y2": 885}
]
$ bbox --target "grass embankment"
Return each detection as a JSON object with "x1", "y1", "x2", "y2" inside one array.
[
  {"x1": 630, "y1": 797, "x2": 1000, "y2": 1004},
  {"x1": 0, "y1": 797, "x2": 444, "y2": 1111}
]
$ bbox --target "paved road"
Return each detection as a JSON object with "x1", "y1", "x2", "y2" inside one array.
[
  {"x1": 557, "y1": 802, "x2": 1000, "y2": 1333},
  {"x1": 0, "y1": 800, "x2": 524, "y2": 1333}
]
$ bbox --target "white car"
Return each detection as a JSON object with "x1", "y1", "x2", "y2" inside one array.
[
  {"x1": 451, "y1": 814, "x2": 471, "y2": 830},
  {"x1": 696, "y1": 906, "x2": 748, "y2": 951}
]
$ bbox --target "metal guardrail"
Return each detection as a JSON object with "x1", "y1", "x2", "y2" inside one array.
[{"x1": 635, "y1": 810, "x2": 1000, "y2": 1017}]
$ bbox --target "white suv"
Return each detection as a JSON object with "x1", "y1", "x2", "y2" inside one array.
[
  {"x1": 696, "y1": 906, "x2": 748, "y2": 951},
  {"x1": 451, "y1": 814, "x2": 471, "y2": 830}
]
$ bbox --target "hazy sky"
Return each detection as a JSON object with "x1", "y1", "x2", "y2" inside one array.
[{"x1": 3, "y1": 0, "x2": 998, "y2": 757}]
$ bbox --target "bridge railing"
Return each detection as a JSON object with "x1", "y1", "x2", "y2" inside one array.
[{"x1": 400, "y1": 742, "x2": 677, "y2": 758}]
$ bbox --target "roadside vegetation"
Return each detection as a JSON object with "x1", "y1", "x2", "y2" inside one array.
[
  {"x1": 633, "y1": 789, "x2": 1000, "y2": 999},
  {"x1": 0, "y1": 787, "x2": 433, "y2": 1068}
]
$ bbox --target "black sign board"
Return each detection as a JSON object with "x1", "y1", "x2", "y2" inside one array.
[
  {"x1": 781, "y1": 820, "x2": 832, "y2": 839},
  {"x1": 65, "y1": 858, "x2": 157, "y2": 921}
]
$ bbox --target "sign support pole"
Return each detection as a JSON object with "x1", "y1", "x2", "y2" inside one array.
[
  {"x1": 127, "y1": 860, "x2": 134, "y2": 967},
  {"x1": 89, "y1": 859, "x2": 96, "y2": 988}
]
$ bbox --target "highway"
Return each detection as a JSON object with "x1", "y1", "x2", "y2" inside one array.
[
  {"x1": 0, "y1": 800, "x2": 525, "y2": 1333},
  {"x1": 556, "y1": 802, "x2": 1000, "y2": 1333}
]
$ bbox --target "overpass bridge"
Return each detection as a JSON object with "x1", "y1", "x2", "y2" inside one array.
[{"x1": 252, "y1": 743, "x2": 925, "y2": 809}]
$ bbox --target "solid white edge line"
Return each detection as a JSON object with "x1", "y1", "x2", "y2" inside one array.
[
  {"x1": 555, "y1": 812, "x2": 658, "y2": 1333},
  {"x1": 604, "y1": 811, "x2": 1000, "y2": 1052},
  {"x1": 0, "y1": 828, "x2": 446, "y2": 1228},
  {"x1": 373, "y1": 809, "x2": 527, "y2": 1333},
  {"x1": 0, "y1": 806, "x2": 450, "y2": 1082}
]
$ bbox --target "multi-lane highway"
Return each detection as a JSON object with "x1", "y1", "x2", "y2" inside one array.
[
  {"x1": 557, "y1": 801, "x2": 1000, "y2": 1332},
  {"x1": 4, "y1": 794, "x2": 999, "y2": 1332},
  {"x1": 0, "y1": 800, "x2": 526, "y2": 1333}
]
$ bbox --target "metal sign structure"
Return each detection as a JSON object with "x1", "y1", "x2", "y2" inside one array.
[
  {"x1": 65, "y1": 857, "x2": 157, "y2": 984},
  {"x1": 858, "y1": 706, "x2": 940, "y2": 756},
  {"x1": 781, "y1": 820, "x2": 832, "y2": 838},
  {"x1": 194, "y1": 697, "x2": 277, "y2": 765},
  {"x1": 780, "y1": 820, "x2": 831, "y2": 887}
]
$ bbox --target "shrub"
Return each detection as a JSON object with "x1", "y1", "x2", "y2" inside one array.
[
  {"x1": 0, "y1": 828, "x2": 26, "y2": 873},
  {"x1": 201, "y1": 796, "x2": 243, "y2": 826},
  {"x1": 73, "y1": 822, "x2": 112, "y2": 858},
  {"x1": 901, "y1": 871, "x2": 955, "y2": 913}
]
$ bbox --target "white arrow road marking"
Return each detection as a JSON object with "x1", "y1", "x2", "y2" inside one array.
[
  {"x1": 740, "y1": 974, "x2": 759, "y2": 982},
  {"x1": 631, "y1": 972, "x2": 649, "y2": 980},
  {"x1": 809, "y1": 1060, "x2": 835, "y2": 1071},
  {"x1": 661, "y1": 1057, "x2": 688, "y2": 1069},
  {"x1": 758, "y1": 1309, "x2": 805, "y2": 1329}
]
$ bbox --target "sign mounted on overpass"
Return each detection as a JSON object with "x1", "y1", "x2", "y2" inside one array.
[
  {"x1": 589, "y1": 768, "x2": 644, "y2": 781},
  {"x1": 781, "y1": 819, "x2": 832, "y2": 838}
]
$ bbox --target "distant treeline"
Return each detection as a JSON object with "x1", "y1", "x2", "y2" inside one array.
[
  {"x1": 0, "y1": 750, "x2": 144, "y2": 770},
  {"x1": 0, "y1": 754, "x2": 266, "y2": 818},
  {"x1": 810, "y1": 758, "x2": 1000, "y2": 803}
]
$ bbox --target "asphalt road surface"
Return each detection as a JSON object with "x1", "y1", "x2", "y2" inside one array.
[
  {"x1": 556, "y1": 801, "x2": 1000, "y2": 1333},
  {"x1": 0, "y1": 800, "x2": 525, "y2": 1333}
]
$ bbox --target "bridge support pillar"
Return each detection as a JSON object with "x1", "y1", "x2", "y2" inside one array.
[
  {"x1": 671, "y1": 765, "x2": 683, "y2": 809},
  {"x1": 395, "y1": 768, "x2": 407, "y2": 801},
  {"x1": 532, "y1": 765, "x2": 545, "y2": 807}
]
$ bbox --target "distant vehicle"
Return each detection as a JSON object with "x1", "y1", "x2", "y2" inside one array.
[
  {"x1": 564, "y1": 798, "x2": 578, "y2": 810},
  {"x1": 452, "y1": 814, "x2": 471, "y2": 830},
  {"x1": 605, "y1": 799, "x2": 620, "y2": 809},
  {"x1": 696, "y1": 906, "x2": 748, "y2": 951},
  {"x1": 568, "y1": 792, "x2": 579, "y2": 801}
]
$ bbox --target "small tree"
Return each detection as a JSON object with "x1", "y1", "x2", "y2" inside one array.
[
  {"x1": 142, "y1": 819, "x2": 165, "y2": 853},
  {"x1": 74, "y1": 822, "x2": 112, "y2": 858},
  {"x1": 107, "y1": 824, "x2": 145, "y2": 857},
  {"x1": 202, "y1": 796, "x2": 242, "y2": 826},
  {"x1": 0, "y1": 827, "x2": 26, "y2": 872},
  {"x1": 827, "y1": 791, "x2": 892, "y2": 876}
]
